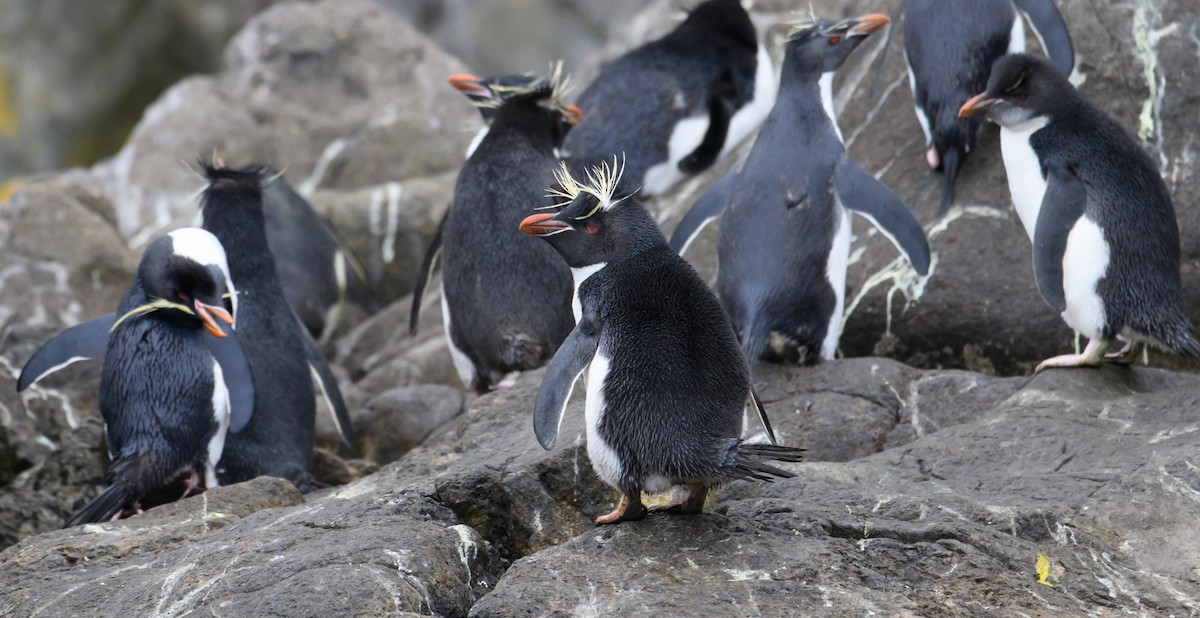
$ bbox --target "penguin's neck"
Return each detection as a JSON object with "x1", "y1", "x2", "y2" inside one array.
[
  {"x1": 777, "y1": 71, "x2": 844, "y2": 143},
  {"x1": 202, "y1": 203, "x2": 274, "y2": 275}
]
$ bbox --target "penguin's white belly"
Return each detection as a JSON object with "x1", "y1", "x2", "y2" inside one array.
[
  {"x1": 570, "y1": 263, "x2": 606, "y2": 324},
  {"x1": 206, "y1": 358, "x2": 231, "y2": 488},
  {"x1": 1008, "y1": 12, "x2": 1027, "y2": 54},
  {"x1": 1060, "y1": 216, "x2": 1109, "y2": 340},
  {"x1": 642, "y1": 114, "x2": 711, "y2": 196},
  {"x1": 720, "y1": 44, "x2": 777, "y2": 158},
  {"x1": 902, "y1": 52, "x2": 932, "y2": 146},
  {"x1": 999, "y1": 117, "x2": 1049, "y2": 240},
  {"x1": 584, "y1": 350, "x2": 623, "y2": 488},
  {"x1": 821, "y1": 205, "x2": 851, "y2": 361},
  {"x1": 441, "y1": 291, "x2": 476, "y2": 388}
]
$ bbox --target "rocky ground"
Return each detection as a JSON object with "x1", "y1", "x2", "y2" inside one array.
[{"x1": 1, "y1": 0, "x2": 1198, "y2": 616}]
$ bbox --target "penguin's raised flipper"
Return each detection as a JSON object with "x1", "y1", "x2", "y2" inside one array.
[
  {"x1": 410, "y1": 209, "x2": 448, "y2": 336},
  {"x1": 678, "y1": 73, "x2": 738, "y2": 175},
  {"x1": 748, "y1": 384, "x2": 778, "y2": 446},
  {"x1": 1013, "y1": 0, "x2": 1074, "y2": 76},
  {"x1": 202, "y1": 331, "x2": 255, "y2": 434},
  {"x1": 17, "y1": 313, "x2": 117, "y2": 391},
  {"x1": 534, "y1": 316, "x2": 600, "y2": 450},
  {"x1": 669, "y1": 172, "x2": 736, "y2": 255},
  {"x1": 1032, "y1": 168, "x2": 1087, "y2": 313},
  {"x1": 296, "y1": 319, "x2": 354, "y2": 447},
  {"x1": 834, "y1": 160, "x2": 931, "y2": 276}
]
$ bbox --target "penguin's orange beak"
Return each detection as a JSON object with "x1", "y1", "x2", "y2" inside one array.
[
  {"x1": 448, "y1": 74, "x2": 491, "y2": 98},
  {"x1": 848, "y1": 14, "x2": 890, "y2": 36},
  {"x1": 195, "y1": 300, "x2": 234, "y2": 338},
  {"x1": 958, "y1": 94, "x2": 998, "y2": 117},
  {"x1": 562, "y1": 104, "x2": 583, "y2": 125},
  {"x1": 519, "y1": 213, "x2": 571, "y2": 236}
]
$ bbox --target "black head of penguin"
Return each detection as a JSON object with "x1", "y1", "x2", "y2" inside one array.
[
  {"x1": 519, "y1": 160, "x2": 660, "y2": 268},
  {"x1": 136, "y1": 233, "x2": 233, "y2": 337},
  {"x1": 958, "y1": 53, "x2": 1074, "y2": 127},
  {"x1": 450, "y1": 72, "x2": 583, "y2": 126},
  {"x1": 488, "y1": 83, "x2": 583, "y2": 147},
  {"x1": 783, "y1": 14, "x2": 890, "y2": 79},
  {"x1": 676, "y1": 0, "x2": 757, "y2": 55}
]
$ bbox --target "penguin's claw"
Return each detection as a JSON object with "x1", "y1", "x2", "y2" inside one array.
[
  {"x1": 1104, "y1": 340, "x2": 1142, "y2": 366},
  {"x1": 649, "y1": 484, "x2": 708, "y2": 515},
  {"x1": 179, "y1": 469, "x2": 202, "y2": 500},
  {"x1": 595, "y1": 494, "x2": 647, "y2": 525},
  {"x1": 1035, "y1": 339, "x2": 1109, "y2": 373}
]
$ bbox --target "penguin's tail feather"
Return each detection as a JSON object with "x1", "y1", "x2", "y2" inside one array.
[
  {"x1": 1164, "y1": 323, "x2": 1200, "y2": 358},
  {"x1": 725, "y1": 443, "x2": 805, "y2": 483},
  {"x1": 499, "y1": 331, "x2": 550, "y2": 372},
  {"x1": 938, "y1": 146, "x2": 962, "y2": 214},
  {"x1": 63, "y1": 483, "x2": 131, "y2": 528}
]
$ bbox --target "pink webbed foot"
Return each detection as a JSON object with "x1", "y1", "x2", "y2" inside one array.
[
  {"x1": 595, "y1": 494, "x2": 647, "y2": 526},
  {"x1": 179, "y1": 469, "x2": 202, "y2": 500},
  {"x1": 1036, "y1": 339, "x2": 1110, "y2": 374},
  {"x1": 926, "y1": 146, "x2": 940, "y2": 169},
  {"x1": 1104, "y1": 339, "x2": 1143, "y2": 366}
]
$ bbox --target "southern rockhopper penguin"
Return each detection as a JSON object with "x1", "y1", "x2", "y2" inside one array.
[
  {"x1": 199, "y1": 162, "x2": 353, "y2": 490},
  {"x1": 411, "y1": 69, "x2": 581, "y2": 395},
  {"x1": 18, "y1": 228, "x2": 255, "y2": 526},
  {"x1": 520, "y1": 157, "x2": 803, "y2": 525},
  {"x1": 561, "y1": 0, "x2": 776, "y2": 196},
  {"x1": 446, "y1": 70, "x2": 576, "y2": 158},
  {"x1": 670, "y1": 13, "x2": 931, "y2": 365},
  {"x1": 960, "y1": 53, "x2": 1200, "y2": 371},
  {"x1": 902, "y1": 0, "x2": 1074, "y2": 213}
]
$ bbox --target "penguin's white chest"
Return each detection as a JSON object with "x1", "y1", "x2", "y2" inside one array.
[
  {"x1": 821, "y1": 204, "x2": 851, "y2": 361},
  {"x1": 584, "y1": 349, "x2": 623, "y2": 488},
  {"x1": 206, "y1": 358, "x2": 231, "y2": 488},
  {"x1": 570, "y1": 263, "x2": 606, "y2": 324},
  {"x1": 999, "y1": 116, "x2": 1049, "y2": 240},
  {"x1": 1060, "y1": 216, "x2": 1109, "y2": 340}
]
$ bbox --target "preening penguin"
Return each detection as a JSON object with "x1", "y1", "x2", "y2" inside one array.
[
  {"x1": 521, "y1": 158, "x2": 803, "y2": 525},
  {"x1": 562, "y1": 0, "x2": 776, "y2": 196},
  {"x1": 199, "y1": 163, "x2": 353, "y2": 489},
  {"x1": 412, "y1": 68, "x2": 580, "y2": 394},
  {"x1": 960, "y1": 53, "x2": 1199, "y2": 371},
  {"x1": 670, "y1": 14, "x2": 930, "y2": 365},
  {"x1": 19, "y1": 228, "x2": 255, "y2": 526},
  {"x1": 902, "y1": 0, "x2": 1073, "y2": 213}
]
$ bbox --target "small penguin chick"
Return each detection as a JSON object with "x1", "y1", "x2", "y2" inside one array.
[
  {"x1": 521, "y1": 157, "x2": 803, "y2": 525},
  {"x1": 960, "y1": 53, "x2": 1200, "y2": 371}
]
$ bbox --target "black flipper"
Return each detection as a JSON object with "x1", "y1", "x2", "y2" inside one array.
[
  {"x1": 533, "y1": 316, "x2": 600, "y2": 450},
  {"x1": 748, "y1": 384, "x2": 778, "y2": 446},
  {"x1": 1013, "y1": 0, "x2": 1075, "y2": 76},
  {"x1": 201, "y1": 331, "x2": 256, "y2": 434},
  {"x1": 1032, "y1": 168, "x2": 1087, "y2": 313},
  {"x1": 410, "y1": 209, "x2": 448, "y2": 336},
  {"x1": 834, "y1": 159, "x2": 931, "y2": 276},
  {"x1": 63, "y1": 483, "x2": 131, "y2": 528},
  {"x1": 17, "y1": 313, "x2": 117, "y2": 391},
  {"x1": 296, "y1": 316, "x2": 354, "y2": 448},
  {"x1": 677, "y1": 72, "x2": 738, "y2": 175},
  {"x1": 938, "y1": 146, "x2": 962, "y2": 214},
  {"x1": 668, "y1": 172, "x2": 736, "y2": 255}
]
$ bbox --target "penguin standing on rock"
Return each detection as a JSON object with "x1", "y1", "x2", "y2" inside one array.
[
  {"x1": 18, "y1": 228, "x2": 255, "y2": 525},
  {"x1": 959, "y1": 53, "x2": 1200, "y2": 371},
  {"x1": 902, "y1": 0, "x2": 1073, "y2": 213},
  {"x1": 562, "y1": 0, "x2": 776, "y2": 196},
  {"x1": 199, "y1": 163, "x2": 353, "y2": 489},
  {"x1": 411, "y1": 70, "x2": 581, "y2": 394},
  {"x1": 670, "y1": 14, "x2": 930, "y2": 365},
  {"x1": 520, "y1": 158, "x2": 803, "y2": 525}
]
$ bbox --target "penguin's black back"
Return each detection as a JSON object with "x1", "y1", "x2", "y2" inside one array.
[
  {"x1": 563, "y1": 0, "x2": 757, "y2": 192},
  {"x1": 201, "y1": 167, "x2": 316, "y2": 488},
  {"x1": 581, "y1": 236, "x2": 750, "y2": 492},
  {"x1": 1030, "y1": 89, "x2": 1188, "y2": 344},
  {"x1": 96, "y1": 282, "x2": 218, "y2": 507},
  {"x1": 904, "y1": 0, "x2": 1013, "y2": 154},
  {"x1": 442, "y1": 94, "x2": 575, "y2": 392},
  {"x1": 717, "y1": 65, "x2": 844, "y2": 362}
]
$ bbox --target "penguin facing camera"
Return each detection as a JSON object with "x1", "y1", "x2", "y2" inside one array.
[
  {"x1": 562, "y1": 0, "x2": 776, "y2": 196},
  {"x1": 670, "y1": 13, "x2": 930, "y2": 365},
  {"x1": 18, "y1": 228, "x2": 255, "y2": 526},
  {"x1": 521, "y1": 157, "x2": 803, "y2": 525},
  {"x1": 411, "y1": 67, "x2": 579, "y2": 395},
  {"x1": 900, "y1": 0, "x2": 1073, "y2": 213},
  {"x1": 199, "y1": 162, "x2": 354, "y2": 490},
  {"x1": 959, "y1": 53, "x2": 1199, "y2": 371}
]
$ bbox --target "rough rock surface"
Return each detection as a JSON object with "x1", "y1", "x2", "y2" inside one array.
[{"x1": 4, "y1": 360, "x2": 1200, "y2": 616}]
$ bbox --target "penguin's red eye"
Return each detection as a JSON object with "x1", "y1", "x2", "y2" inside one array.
[
  {"x1": 828, "y1": 36, "x2": 840, "y2": 45},
  {"x1": 1012, "y1": 92, "x2": 1027, "y2": 101},
  {"x1": 586, "y1": 224, "x2": 599, "y2": 234},
  {"x1": 178, "y1": 292, "x2": 188, "y2": 300}
]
